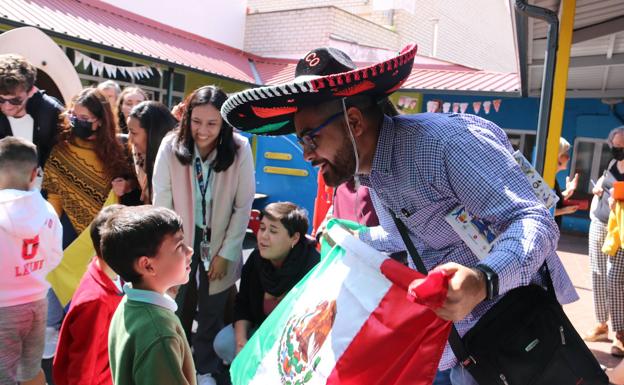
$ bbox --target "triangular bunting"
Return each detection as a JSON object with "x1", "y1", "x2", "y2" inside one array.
[
  {"x1": 74, "y1": 51, "x2": 84, "y2": 68},
  {"x1": 426, "y1": 100, "x2": 439, "y2": 113},
  {"x1": 473, "y1": 101, "x2": 482, "y2": 114},
  {"x1": 452, "y1": 103, "x2": 460, "y2": 113},
  {"x1": 493, "y1": 99, "x2": 502, "y2": 112},
  {"x1": 459, "y1": 102, "x2": 468, "y2": 114},
  {"x1": 483, "y1": 100, "x2": 492, "y2": 114},
  {"x1": 442, "y1": 102, "x2": 451, "y2": 113}
]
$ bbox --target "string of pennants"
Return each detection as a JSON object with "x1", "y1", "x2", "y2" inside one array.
[
  {"x1": 426, "y1": 99, "x2": 503, "y2": 114},
  {"x1": 73, "y1": 51, "x2": 161, "y2": 80}
]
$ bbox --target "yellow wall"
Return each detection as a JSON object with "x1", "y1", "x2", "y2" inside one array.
[
  {"x1": 184, "y1": 71, "x2": 250, "y2": 96},
  {"x1": 390, "y1": 91, "x2": 423, "y2": 114}
]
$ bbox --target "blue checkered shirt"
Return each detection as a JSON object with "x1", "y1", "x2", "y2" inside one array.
[{"x1": 358, "y1": 113, "x2": 578, "y2": 370}]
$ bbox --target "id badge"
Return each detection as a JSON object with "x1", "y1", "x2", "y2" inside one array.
[{"x1": 200, "y1": 239, "x2": 210, "y2": 271}]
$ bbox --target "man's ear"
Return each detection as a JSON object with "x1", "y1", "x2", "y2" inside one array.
[{"x1": 346, "y1": 106, "x2": 365, "y2": 137}]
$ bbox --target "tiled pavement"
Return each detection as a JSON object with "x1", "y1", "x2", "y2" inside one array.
[{"x1": 559, "y1": 231, "x2": 622, "y2": 369}]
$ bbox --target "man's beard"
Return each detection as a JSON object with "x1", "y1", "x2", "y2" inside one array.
[{"x1": 321, "y1": 137, "x2": 357, "y2": 187}]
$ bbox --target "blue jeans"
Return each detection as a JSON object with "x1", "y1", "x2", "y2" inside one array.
[
  {"x1": 45, "y1": 289, "x2": 65, "y2": 329},
  {"x1": 432, "y1": 368, "x2": 452, "y2": 385},
  {"x1": 450, "y1": 365, "x2": 479, "y2": 385}
]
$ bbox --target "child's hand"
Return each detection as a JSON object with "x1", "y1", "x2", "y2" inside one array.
[{"x1": 208, "y1": 255, "x2": 228, "y2": 281}]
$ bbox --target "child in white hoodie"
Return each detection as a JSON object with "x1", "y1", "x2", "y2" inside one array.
[{"x1": 0, "y1": 137, "x2": 62, "y2": 385}]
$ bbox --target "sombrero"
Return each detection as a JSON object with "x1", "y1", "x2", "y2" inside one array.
[{"x1": 221, "y1": 43, "x2": 417, "y2": 136}]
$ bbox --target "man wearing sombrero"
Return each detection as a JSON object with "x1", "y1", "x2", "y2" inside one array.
[{"x1": 221, "y1": 44, "x2": 577, "y2": 384}]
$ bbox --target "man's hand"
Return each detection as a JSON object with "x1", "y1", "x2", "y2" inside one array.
[
  {"x1": 208, "y1": 255, "x2": 228, "y2": 281},
  {"x1": 434, "y1": 262, "x2": 487, "y2": 321}
]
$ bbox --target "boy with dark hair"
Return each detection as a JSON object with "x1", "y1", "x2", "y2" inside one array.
[
  {"x1": 102, "y1": 205, "x2": 196, "y2": 385},
  {"x1": 52, "y1": 204, "x2": 125, "y2": 385},
  {"x1": 0, "y1": 136, "x2": 62, "y2": 385}
]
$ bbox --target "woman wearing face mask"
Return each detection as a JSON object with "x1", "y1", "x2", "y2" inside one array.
[
  {"x1": 213, "y1": 202, "x2": 320, "y2": 365},
  {"x1": 152, "y1": 85, "x2": 255, "y2": 385},
  {"x1": 585, "y1": 126, "x2": 624, "y2": 357},
  {"x1": 43, "y1": 87, "x2": 137, "y2": 241},
  {"x1": 127, "y1": 101, "x2": 177, "y2": 203},
  {"x1": 40, "y1": 87, "x2": 137, "y2": 357},
  {"x1": 116, "y1": 86, "x2": 147, "y2": 134}
]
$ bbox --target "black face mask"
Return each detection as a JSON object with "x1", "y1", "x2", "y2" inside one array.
[
  {"x1": 70, "y1": 116, "x2": 95, "y2": 140},
  {"x1": 612, "y1": 147, "x2": 624, "y2": 161}
]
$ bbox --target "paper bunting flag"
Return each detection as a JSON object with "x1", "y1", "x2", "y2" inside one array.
[
  {"x1": 442, "y1": 102, "x2": 451, "y2": 113},
  {"x1": 483, "y1": 101, "x2": 492, "y2": 114},
  {"x1": 426, "y1": 100, "x2": 437, "y2": 113},
  {"x1": 452, "y1": 103, "x2": 460, "y2": 113},
  {"x1": 473, "y1": 101, "x2": 482, "y2": 114},
  {"x1": 459, "y1": 103, "x2": 468, "y2": 113},
  {"x1": 72, "y1": 50, "x2": 156, "y2": 80},
  {"x1": 493, "y1": 99, "x2": 502, "y2": 112},
  {"x1": 74, "y1": 52, "x2": 83, "y2": 67}
]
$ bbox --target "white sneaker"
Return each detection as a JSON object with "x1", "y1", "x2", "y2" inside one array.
[
  {"x1": 197, "y1": 373, "x2": 217, "y2": 385},
  {"x1": 43, "y1": 326, "x2": 59, "y2": 359}
]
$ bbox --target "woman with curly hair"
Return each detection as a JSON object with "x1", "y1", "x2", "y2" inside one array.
[
  {"x1": 41, "y1": 88, "x2": 138, "y2": 356},
  {"x1": 43, "y1": 87, "x2": 137, "y2": 232},
  {"x1": 116, "y1": 86, "x2": 147, "y2": 134}
]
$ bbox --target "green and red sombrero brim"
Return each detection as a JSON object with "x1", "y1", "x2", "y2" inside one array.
[{"x1": 221, "y1": 44, "x2": 418, "y2": 136}]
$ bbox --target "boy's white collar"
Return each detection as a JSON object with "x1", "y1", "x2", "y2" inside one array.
[{"x1": 123, "y1": 283, "x2": 177, "y2": 312}]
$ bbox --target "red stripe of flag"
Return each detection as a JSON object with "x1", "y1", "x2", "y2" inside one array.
[{"x1": 326, "y1": 259, "x2": 451, "y2": 385}]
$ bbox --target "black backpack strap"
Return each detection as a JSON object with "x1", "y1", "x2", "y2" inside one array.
[{"x1": 389, "y1": 210, "x2": 474, "y2": 367}]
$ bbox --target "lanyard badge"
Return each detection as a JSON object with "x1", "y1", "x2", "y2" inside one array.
[{"x1": 195, "y1": 157, "x2": 212, "y2": 271}]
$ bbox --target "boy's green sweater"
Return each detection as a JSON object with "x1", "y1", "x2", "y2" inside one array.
[{"x1": 108, "y1": 296, "x2": 196, "y2": 385}]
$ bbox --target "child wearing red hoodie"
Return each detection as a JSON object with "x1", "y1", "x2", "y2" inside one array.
[
  {"x1": 0, "y1": 137, "x2": 63, "y2": 385},
  {"x1": 52, "y1": 204, "x2": 125, "y2": 385}
]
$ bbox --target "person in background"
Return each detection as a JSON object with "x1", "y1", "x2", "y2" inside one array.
[
  {"x1": 96, "y1": 80, "x2": 121, "y2": 110},
  {"x1": 40, "y1": 87, "x2": 137, "y2": 358},
  {"x1": 0, "y1": 54, "x2": 64, "y2": 174},
  {"x1": 127, "y1": 101, "x2": 177, "y2": 203},
  {"x1": 52, "y1": 204, "x2": 125, "y2": 385},
  {"x1": 585, "y1": 126, "x2": 624, "y2": 357},
  {"x1": 102, "y1": 206, "x2": 196, "y2": 385},
  {"x1": 153, "y1": 85, "x2": 255, "y2": 385},
  {"x1": 116, "y1": 86, "x2": 147, "y2": 134},
  {"x1": 0, "y1": 137, "x2": 62, "y2": 385},
  {"x1": 554, "y1": 137, "x2": 579, "y2": 228},
  {"x1": 213, "y1": 202, "x2": 319, "y2": 364}
]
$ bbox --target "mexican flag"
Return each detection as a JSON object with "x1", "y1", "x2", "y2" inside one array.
[{"x1": 231, "y1": 221, "x2": 451, "y2": 385}]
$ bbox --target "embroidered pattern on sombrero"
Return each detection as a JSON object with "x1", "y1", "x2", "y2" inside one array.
[{"x1": 251, "y1": 105, "x2": 298, "y2": 118}]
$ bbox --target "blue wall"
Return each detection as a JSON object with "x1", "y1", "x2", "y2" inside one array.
[
  {"x1": 242, "y1": 133, "x2": 319, "y2": 232},
  {"x1": 422, "y1": 94, "x2": 624, "y2": 233}
]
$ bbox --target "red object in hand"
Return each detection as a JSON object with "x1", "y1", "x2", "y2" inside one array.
[
  {"x1": 563, "y1": 198, "x2": 588, "y2": 210},
  {"x1": 406, "y1": 268, "x2": 455, "y2": 310}
]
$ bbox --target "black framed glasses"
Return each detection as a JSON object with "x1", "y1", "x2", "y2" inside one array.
[
  {"x1": 296, "y1": 111, "x2": 343, "y2": 151},
  {"x1": 0, "y1": 96, "x2": 25, "y2": 106}
]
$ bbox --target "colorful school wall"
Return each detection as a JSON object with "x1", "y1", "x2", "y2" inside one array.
[{"x1": 418, "y1": 91, "x2": 624, "y2": 233}]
